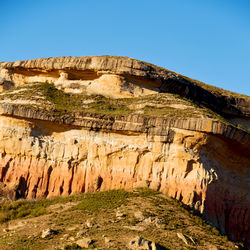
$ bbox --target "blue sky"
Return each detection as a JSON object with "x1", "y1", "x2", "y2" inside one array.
[{"x1": 1, "y1": 0, "x2": 249, "y2": 95}]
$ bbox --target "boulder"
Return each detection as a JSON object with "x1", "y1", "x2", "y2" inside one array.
[{"x1": 76, "y1": 238, "x2": 93, "y2": 248}]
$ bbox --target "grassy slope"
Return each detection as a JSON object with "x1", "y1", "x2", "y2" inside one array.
[
  {"x1": 0, "y1": 82, "x2": 232, "y2": 124},
  {"x1": 0, "y1": 189, "x2": 240, "y2": 249}
]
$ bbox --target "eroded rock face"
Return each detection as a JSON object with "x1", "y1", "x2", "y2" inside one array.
[
  {"x1": 0, "y1": 56, "x2": 249, "y2": 246},
  {"x1": 1, "y1": 56, "x2": 250, "y2": 117},
  {"x1": 0, "y1": 57, "x2": 163, "y2": 98},
  {"x1": 0, "y1": 114, "x2": 249, "y2": 245}
]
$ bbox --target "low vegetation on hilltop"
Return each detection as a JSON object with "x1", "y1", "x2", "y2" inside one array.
[
  {"x1": 0, "y1": 82, "x2": 234, "y2": 125},
  {"x1": 0, "y1": 189, "x2": 240, "y2": 249}
]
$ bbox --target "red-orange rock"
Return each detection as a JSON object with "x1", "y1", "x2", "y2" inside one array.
[
  {"x1": 0, "y1": 56, "x2": 249, "y2": 246},
  {"x1": 0, "y1": 115, "x2": 248, "y2": 245}
]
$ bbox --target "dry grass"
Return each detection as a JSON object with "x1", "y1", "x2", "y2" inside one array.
[
  {"x1": 0, "y1": 189, "x2": 240, "y2": 249},
  {"x1": 0, "y1": 83, "x2": 232, "y2": 121},
  {"x1": 0, "y1": 82, "x2": 248, "y2": 132}
]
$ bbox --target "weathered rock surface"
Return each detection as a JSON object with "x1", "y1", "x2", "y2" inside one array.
[
  {"x1": 76, "y1": 237, "x2": 93, "y2": 248},
  {"x1": 128, "y1": 236, "x2": 163, "y2": 250},
  {"x1": 0, "y1": 56, "x2": 249, "y2": 246},
  {"x1": 0, "y1": 113, "x2": 248, "y2": 245},
  {"x1": 0, "y1": 56, "x2": 250, "y2": 117},
  {"x1": 41, "y1": 228, "x2": 58, "y2": 238}
]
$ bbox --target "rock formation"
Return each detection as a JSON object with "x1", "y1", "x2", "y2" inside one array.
[{"x1": 0, "y1": 56, "x2": 249, "y2": 246}]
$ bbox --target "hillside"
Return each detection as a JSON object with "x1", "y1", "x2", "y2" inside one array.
[
  {"x1": 0, "y1": 56, "x2": 249, "y2": 248},
  {"x1": 0, "y1": 189, "x2": 240, "y2": 249}
]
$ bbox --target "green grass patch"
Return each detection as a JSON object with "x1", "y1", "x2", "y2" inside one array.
[
  {"x1": 0, "y1": 194, "x2": 80, "y2": 223},
  {"x1": 71, "y1": 188, "x2": 158, "y2": 213},
  {"x1": 150, "y1": 195, "x2": 222, "y2": 234},
  {"x1": 86, "y1": 99, "x2": 131, "y2": 116},
  {"x1": 143, "y1": 105, "x2": 198, "y2": 118},
  {"x1": 40, "y1": 82, "x2": 83, "y2": 112},
  {"x1": 40, "y1": 82, "x2": 132, "y2": 115},
  {"x1": 0, "y1": 188, "x2": 157, "y2": 222},
  {"x1": 0, "y1": 199, "x2": 48, "y2": 222},
  {"x1": 72, "y1": 189, "x2": 133, "y2": 213}
]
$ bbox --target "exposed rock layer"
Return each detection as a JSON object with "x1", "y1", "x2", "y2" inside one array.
[
  {"x1": 1, "y1": 56, "x2": 250, "y2": 117},
  {"x1": 0, "y1": 56, "x2": 249, "y2": 246},
  {"x1": 0, "y1": 109, "x2": 249, "y2": 245}
]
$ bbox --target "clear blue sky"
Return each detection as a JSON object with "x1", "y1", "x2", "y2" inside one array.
[{"x1": 1, "y1": 0, "x2": 249, "y2": 95}]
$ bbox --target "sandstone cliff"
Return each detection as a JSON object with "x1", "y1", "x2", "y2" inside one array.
[{"x1": 0, "y1": 56, "x2": 249, "y2": 246}]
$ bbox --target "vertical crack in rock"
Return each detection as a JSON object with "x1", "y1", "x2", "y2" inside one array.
[
  {"x1": 44, "y1": 166, "x2": 53, "y2": 197},
  {"x1": 0, "y1": 157, "x2": 12, "y2": 182}
]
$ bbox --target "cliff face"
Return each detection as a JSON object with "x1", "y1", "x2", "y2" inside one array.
[
  {"x1": 1, "y1": 56, "x2": 250, "y2": 117},
  {"x1": 0, "y1": 56, "x2": 249, "y2": 246}
]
